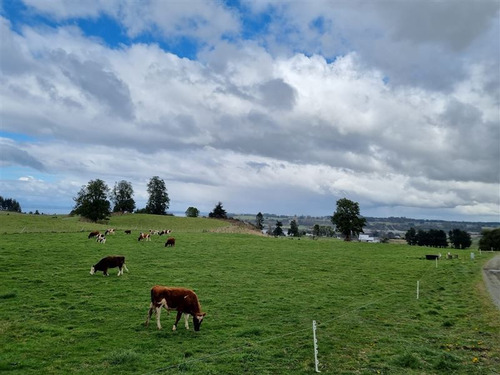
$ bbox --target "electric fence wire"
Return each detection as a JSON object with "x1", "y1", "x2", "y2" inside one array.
[{"x1": 146, "y1": 258, "x2": 443, "y2": 374}]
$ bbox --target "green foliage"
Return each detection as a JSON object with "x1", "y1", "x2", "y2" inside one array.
[
  {"x1": 288, "y1": 219, "x2": 299, "y2": 237},
  {"x1": 72, "y1": 179, "x2": 111, "y2": 222},
  {"x1": 145, "y1": 176, "x2": 170, "y2": 215},
  {"x1": 479, "y1": 228, "x2": 500, "y2": 250},
  {"x1": 185, "y1": 206, "x2": 200, "y2": 217},
  {"x1": 255, "y1": 212, "x2": 264, "y2": 230},
  {"x1": 448, "y1": 228, "x2": 472, "y2": 249},
  {"x1": 405, "y1": 227, "x2": 418, "y2": 245},
  {"x1": 272, "y1": 220, "x2": 284, "y2": 236},
  {"x1": 416, "y1": 229, "x2": 448, "y2": 248},
  {"x1": 331, "y1": 198, "x2": 366, "y2": 241},
  {"x1": 111, "y1": 180, "x2": 136, "y2": 213},
  {"x1": 0, "y1": 196, "x2": 22, "y2": 212},
  {"x1": 209, "y1": 201, "x2": 227, "y2": 219},
  {"x1": 0, "y1": 214, "x2": 499, "y2": 374}
]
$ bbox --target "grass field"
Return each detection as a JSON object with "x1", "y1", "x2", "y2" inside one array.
[{"x1": 0, "y1": 212, "x2": 499, "y2": 374}]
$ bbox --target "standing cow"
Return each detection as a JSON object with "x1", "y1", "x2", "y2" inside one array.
[
  {"x1": 145, "y1": 286, "x2": 206, "y2": 331},
  {"x1": 88, "y1": 231, "x2": 100, "y2": 239},
  {"x1": 164, "y1": 237, "x2": 175, "y2": 247},
  {"x1": 90, "y1": 256, "x2": 128, "y2": 276},
  {"x1": 138, "y1": 232, "x2": 151, "y2": 241}
]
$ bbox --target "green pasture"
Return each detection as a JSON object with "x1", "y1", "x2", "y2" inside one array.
[{"x1": 0, "y1": 213, "x2": 499, "y2": 374}]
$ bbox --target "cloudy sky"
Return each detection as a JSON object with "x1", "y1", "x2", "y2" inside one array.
[{"x1": 1, "y1": 0, "x2": 499, "y2": 221}]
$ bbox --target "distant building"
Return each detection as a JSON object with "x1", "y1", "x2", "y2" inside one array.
[{"x1": 359, "y1": 234, "x2": 380, "y2": 243}]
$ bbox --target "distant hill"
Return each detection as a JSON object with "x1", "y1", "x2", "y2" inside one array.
[{"x1": 230, "y1": 213, "x2": 499, "y2": 235}]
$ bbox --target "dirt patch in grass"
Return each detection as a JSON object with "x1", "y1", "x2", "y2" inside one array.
[{"x1": 482, "y1": 254, "x2": 500, "y2": 309}]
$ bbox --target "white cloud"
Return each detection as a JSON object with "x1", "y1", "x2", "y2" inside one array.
[{"x1": 1, "y1": 3, "x2": 499, "y2": 221}]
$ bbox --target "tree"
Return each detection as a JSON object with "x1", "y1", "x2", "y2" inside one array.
[
  {"x1": 146, "y1": 176, "x2": 169, "y2": 215},
  {"x1": 256, "y1": 212, "x2": 264, "y2": 230},
  {"x1": 0, "y1": 196, "x2": 22, "y2": 212},
  {"x1": 479, "y1": 228, "x2": 500, "y2": 251},
  {"x1": 72, "y1": 179, "x2": 111, "y2": 222},
  {"x1": 405, "y1": 228, "x2": 418, "y2": 246},
  {"x1": 209, "y1": 202, "x2": 227, "y2": 219},
  {"x1": 448, "y1": 229, "x2": 472, "y2": 249},
  {"x1": 185, "y1": 207, "x2": 200, "y2": 217},
  {"x1": 313, "y1": 224, "x2": 320, "y2": 237},
  {"x1": 273, "y1": 221, "x2": 284, "y2": 236},
  {"x1": 111, "y1": 180, "x2": 135, "y2": 213},
  {"x1": 331, "y1": 198, "x2": 366, "y2": 241},
  {"x1": 288, "y1": 219, "x2": 300, "y2": 237}
]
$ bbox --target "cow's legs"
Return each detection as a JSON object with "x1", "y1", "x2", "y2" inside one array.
[
  {"x1": 117, "y1": 266, "x2": 122, "y2": 276},
  {"x1": 173, "y1": 311, "x2": 183, "y2": 331},
  {"x1": 156, "y1": 306, "x2": 162, "y2": 329},
  {"x1": 123, "y1": 264, "x2": 129, "y2": 273},
  {"x1": 145, "y1": 303, "x2": 154, "y2": 326},
  {"x1": 103, "y1": 268, "x2": 108, "y2": 276},
  {"x1": 184, "y1": 313, "x2": 190, "y2": 330}
]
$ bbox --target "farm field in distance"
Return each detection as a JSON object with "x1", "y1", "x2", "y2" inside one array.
[{"x1": 0, "y1": 212, "x2": 499, "y2": 374}]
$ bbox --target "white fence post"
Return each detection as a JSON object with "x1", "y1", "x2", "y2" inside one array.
[{"x1": 312, "y1": 320, "x2": 320, "y2": 372}]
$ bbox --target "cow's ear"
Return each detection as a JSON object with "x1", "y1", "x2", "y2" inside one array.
[{"x1": 201, "y1": 312, "x2": 206, "y2": 317}]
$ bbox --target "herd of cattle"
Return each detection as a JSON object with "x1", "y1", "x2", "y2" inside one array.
[{"x1": 87, "y1": 229, "x2": 205, "y2": 332}]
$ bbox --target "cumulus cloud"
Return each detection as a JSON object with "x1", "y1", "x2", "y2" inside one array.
[{"x1": 0, "y1": 2, "x2": 498, "y2": 220}]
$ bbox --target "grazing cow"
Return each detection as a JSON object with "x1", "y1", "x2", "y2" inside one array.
[
  {"x1": 104, "y1": 228, "x2": 115, "y2": 235},
  {"x1": 124, "y1": 230, "x2": 132, "y2": 235},
  {"x1": 96, "y1": 234, "x2": 106, "y2": 244},
  {"x1": 165, "y1": 237, "x2": 175, "y2": 247},
  {"x1": 159, "y1": 229, "x2": 172, "y2": 236},
  {"x1": 90, "y1": 256, "x2": 128, "y2": 276},
  {"x1": 138, "y1": 232, "x2": 151, "y2": 241},
  {"x1": 145, "y1": 286, "x2": 206, "y2": 331},
  {"x1": 88, "y1": 231, "x2": 100, "y2": 239}
]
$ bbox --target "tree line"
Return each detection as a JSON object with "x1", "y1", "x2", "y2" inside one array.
[
  {"x1": 72, "y1": 177, "x2": 230, "y2": 222},
  {"x1": 404, "y1": 228, "x2": 473, "y2": 249}
]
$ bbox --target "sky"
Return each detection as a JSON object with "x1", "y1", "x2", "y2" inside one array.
[{"x1": 0, "y1": 0, "x2": 499, "y2": 221}]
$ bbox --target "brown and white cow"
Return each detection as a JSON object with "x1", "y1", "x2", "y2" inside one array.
[
  {"x1": 104, "y1": 228, "x2": 115, "y2": 235},
  {"x1": 90, "y1": 255, "x2": 128, "y2": 276},
  {"x1": 145, "y1": 286, "x2": 206, "y2": 331},
  {"x1": 138, "y1": 232, "x2": 151, "y2": 241},
  {"x1": 88, "y1": 231, "x2": 100, "y2": 239},
  {"x1": 96, "y1": 233, "x2": 106, "y2": 244},
  {"x1": 164, "y1": 237, "x2": 175, "y2": 247}
]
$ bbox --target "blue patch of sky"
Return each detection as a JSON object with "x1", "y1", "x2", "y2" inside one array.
[
  {"x1": 0, "y1": 166, "x2": 57, "y2": 183},
  {"x1": 0, "y1": 131, "x2": 38, "y2": 142},
  {"x1": 1, "y1": 0, "x2": 59, "y2": 33}
]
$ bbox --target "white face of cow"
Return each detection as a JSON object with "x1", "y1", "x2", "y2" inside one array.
[
  {"x1": 193, "y1": 313, "x2": 206, "y2": 331},
  {"x1": 90, "y1": 266, "x2": 95, "y2": 275}
]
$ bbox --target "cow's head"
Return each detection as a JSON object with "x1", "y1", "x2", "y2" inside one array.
[
  {"x1": 193, "y1": 313, "x2": 206, "y2": 331},
  {"x1": 89, "y1": 266, "x2": 96, "y2": 275}
]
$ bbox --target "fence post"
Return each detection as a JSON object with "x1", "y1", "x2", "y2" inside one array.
[{"x1": 312, "y1": 320, "x2": 320, "y2": 372}]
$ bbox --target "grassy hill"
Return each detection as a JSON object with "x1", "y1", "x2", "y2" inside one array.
[{"x1": 0, "y1": 213, "x2": 499, "y2": 374}]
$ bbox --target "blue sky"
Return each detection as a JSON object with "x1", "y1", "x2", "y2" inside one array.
[{"x1": 1, "y1": 0, "x2": 499, "y2": 221}]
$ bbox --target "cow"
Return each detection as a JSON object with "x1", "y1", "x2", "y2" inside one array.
[
  {"x1": 96, "y1": 234, "x2": 106, "y2": 244},
  {"x1": 90, "y1": 256, "x2": 128, "y2": 276},
  {"x1": 88, "y1": 231, "x2": 100, "y2": 239},
  {"x1": 159, "y1": 229, "x2": 172, "y2": 236},
  {"x1": 138, "y1": 232, "x2": 151, "y2": 241},
  {"x1": 124, "y1": 230, "x2": 132, "y2": 235},
  {"x1": 145, "y1": 286, "x2": 206, "y2": 331},
  {"x1": 150, "y1": 229, "x2": 160, "y2": 235},
  {"x1": 104, "y1": 228, "x2": 115, "y2": 235},
  {"x1": 164, "y1": 237, "x2": 175, "y2": 247}
]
